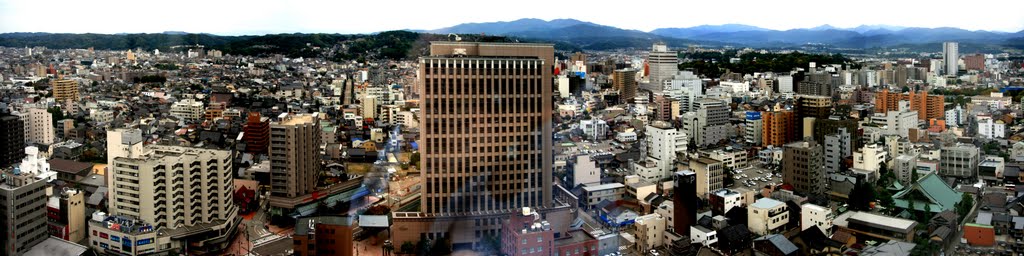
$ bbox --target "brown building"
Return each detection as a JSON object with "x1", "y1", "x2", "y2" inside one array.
[
  {"x1": 964, "y1": 54, "x2": 985, "y2": 71},
  {"x1": 0, "y1": 114, "x2": 25, "y2": 167},
  {"x1": 268, "y1": 113, "x2": 321, "y2": 211},
  {"x1": 501, "y1": 208, "x2": 554, "y2": 256},
  {"x1": 242, "y1": 112, "x2": 270, "y2": 155},
  {"x1": 674, "y1": 170, "x2": 697, "y2": 236},
  {"x1": 874, "y1": 89, "x2": 943, "y2": 121},
  {"x1": 762, "y1": 110, "x2": 798, "y2": 147},
  {"x1": 391, "y1": 41, "x2": 568, "y2": 251},
  {"x1": 293, "y1": 216, "x2": 355, "y2": 256},
  {"x1": 52, "y1": 79, "x2": 80, "y2": 103},
  {"x1": 783, "y1": 140, "x2": 826, "y2": 196},
  {"x1": 614, "y1": 69, "x2": 638, "y2": 101},
  {"x1": 796, "y1": 95, "x2": 832, "y2": 120}
]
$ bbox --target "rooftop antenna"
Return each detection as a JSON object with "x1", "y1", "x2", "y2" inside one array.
[{"x1": 447, "y1": 33, "x2": 462, "y2": 42}]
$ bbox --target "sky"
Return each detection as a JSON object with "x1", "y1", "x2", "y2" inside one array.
[{"x1": 1, "y1": 0, "x2": 1023, "y2": 35}]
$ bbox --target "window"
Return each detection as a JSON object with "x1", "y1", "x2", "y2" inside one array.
[
  {"x1": 537, "y1": 237, "x2": 542, "y2": 243},
  {"x1": 522, "y1": 238, "x2": 527, "y2": 244}
]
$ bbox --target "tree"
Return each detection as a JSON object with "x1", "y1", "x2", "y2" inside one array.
[
  {"x1": 956, "y1": 193, "x2": 974, "y2": 222},
  {"x1": 400, "y1": 241, "x2": 415, "y2": 255},
  {"x1": 847, "y1": 179, "x2": 876, "y2": 211},
  {"x1": 409, "y1": 151, "x2": 420, "y2": 169},
  {"x1": 901, "y1": 86, "x2": 910, "y2": 93}
]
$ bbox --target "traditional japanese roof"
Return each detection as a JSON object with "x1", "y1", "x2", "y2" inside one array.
[{"x1": 893, "y1": 172, "x2": 962, "y2": 213}]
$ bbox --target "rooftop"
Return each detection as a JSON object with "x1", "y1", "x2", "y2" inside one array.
[
  {"x1": 751, "y1": 198, "x2": 784, "y2": 209},
  {"x1": 582, "y1": 183, "x2": 625, "y2": 192},
  {"x1": 274, "y1": 113, "x2": 317, "y2": 126}
]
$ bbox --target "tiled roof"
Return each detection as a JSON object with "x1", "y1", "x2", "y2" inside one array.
[{"x1": 893, "y1": 172, "x2": 962, "y2": 212}]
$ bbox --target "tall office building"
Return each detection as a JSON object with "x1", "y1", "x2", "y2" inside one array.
[
  {"x1": 268, "y1": 113, "x2": 321, "y2": 208},
  {"x1": 0, "y1": 150, "x2": 51, "y2": 255},
  {"x1": 761, "y1": 110, "x2": 798, "y2": 147},
  {"x1": 392, "y1": 42, "x2": 573, "y2": 250},
  {"x1": 874, "y1": 89, "x2": 943, "y2": 121},
  {"x1": 943, "y1": 42, "x2": 958, "y2": 76},
  {"x1": 683, "y1": 99, "x2": 730, "y2": 147},
  {"x1": 648, "y1": 43, "x2": 678, "y2": 89},
  {"x1": 0, "y1": 114, "x2": 25, "y2": 167},
  {"x1": 783, "y1": 140, "x2": 826, "y2": 196},
  {"x1": 242, "y1": 112, "x2": 270, "y2": 155},
  {"x1": 52, "y1": 79, "x2": 80, "y2": 103},
  {"x1": 795, "y1": 95, "x2": 832, "y2": 120},
  {"x1": 690, "y1": 157, "x2": 724, "y2": 199},
  {"x1": 674, "y1": 170, "x2": 697, "y2": 236},
  {"x1": 19, "y1": 106, "x2": 55, "y2": 146},
  {"x1": 614, "y1": 69, "x2": 638, "y2": 101}
]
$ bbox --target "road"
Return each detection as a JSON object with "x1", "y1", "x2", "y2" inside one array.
[{"x1": 252, "y1": 236, "x2": 293, "y2": 256}]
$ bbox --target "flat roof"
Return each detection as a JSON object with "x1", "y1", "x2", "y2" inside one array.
[
  {"x1": 848, "y1": 211, "x2": 916, "y2": 231},
  {"x1": 582, "y1": 183, "x2": 625, "y2": 192},
  {"x1": 751, "y1": 198, "x2": 784, "y2": 209},
  {"x1": 23, "y1": 237, "x2": 88, "y2": 256}
]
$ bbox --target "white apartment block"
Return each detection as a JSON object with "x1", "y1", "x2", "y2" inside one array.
[
  {"x1": 170, "y1": 98, "x2": 204, "y2": 121},
  {"x1": 748, "y1": 198, "x2": 789, "y2": 236},
  {"x1": 21, "y1": 106, "x2": 55, "y2": 145},
  {"x1": 977, "y1": 115, "x2": 1005, "y2": 139},
  {"x1": 801, "y1": 203, "x2": 834, "y2": 236}
]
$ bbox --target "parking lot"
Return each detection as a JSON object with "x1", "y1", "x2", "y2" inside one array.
[{"x1": 728, "y1": 164, "x2": 783, "y2": 190}]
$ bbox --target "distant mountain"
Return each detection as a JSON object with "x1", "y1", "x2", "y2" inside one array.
[
  {"x1": 653, "y1": 24, "x2": 1020, "y2": 48},
  {"x1": 849, "y1": 25, "x2": 906, "y2": 34},
  {"x1": 808, "y1": 24, "x2": 840, "y2": 31},
  {"x1": 649, "y1": 24, "x2": 768, "y2": 39},
  {"x1": 428, "y1": 18, "x2": 594, "y2": 35}
]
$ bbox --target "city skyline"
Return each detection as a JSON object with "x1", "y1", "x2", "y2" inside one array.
[{"x1": 1, "y1": 0, "x2": 1023, "y2": 35}]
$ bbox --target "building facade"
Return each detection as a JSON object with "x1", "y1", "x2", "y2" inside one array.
[
  {"x1": 762, "y1": 110, "x2": 798, "y2": 147},
  {"x1": 783, "y1": 140, "x2": 826, "y2": 196},
  {"x1": 269, "y1": 113, "x2": 322, "y2": 210},
  {"x1": 748, "y1": 198, "x2": 789, "y2": 236},
  {"x1": 647, "y1": 43, "x2": 678, "y2": 88},
  {"x1": 939, "y1": 144, "x2": 979, "y2": 178},
  {"x1": 690, "y1": 158, "x2": 724, "y2": 199}
]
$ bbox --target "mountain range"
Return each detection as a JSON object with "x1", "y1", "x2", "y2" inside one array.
[{"x1": 425, "y1": 18, "x2": 1024, "y2": 50}]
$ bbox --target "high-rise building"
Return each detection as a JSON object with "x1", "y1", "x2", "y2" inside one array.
[
  {"x1": 778, "y1": 75, "x2": 794, "y2": 93},
  {"x1": 47, "y1": 188, "x2": 86, "y2": 243},
  {"x1": 797, "y1": 81, "x2": 831, "y2": 97},
  {"x1": 0, "y1": 114, "x2": 25, "y2": 167},
  {"x1": 99, "y1": 143, "x2": 238, "y2": 254},
  {"x1": 664, "y1": 71, "x2": 702, "y2": 113},
  {"x1": 874, "y1": 89, "x2": 943, "y2": 121},
  {"x1": 52, "y1": 79, "x2": 79, "y2": 103},
  {"x1": 745, "y1": 112, "x2": 763, "y2": 146},
  {"x1": 964, "y1": 54, "x2": 985, "y2": 71},
  {"x1": 641, "y1": 121, "x2": 687, "y2": 181},
  {"x1": 795, "y1": 95, "x2": 832, "y2": 120},
  {"x1": 691, "y1": 157, "x2": 724, "y2": 199},
  {"x1": 647, "y1": 43, "x2": 678, "y2": 88},
  {"x1": 823, "y1": 128, "x2": 852, "y2": 174},
  {"x1": 761, "y1": 110, "x2": 798, "y2": 147},
  {"x1": 674, "y1": 170, "x2": 697, "y2": 236},
  {"x1": 683, "y1": 99, "x2": 730, "y2": 147},
  {"x1": 614, "y1": 69, "x2": 638, "y2": 101},
  {"x1": 242, "y1": 112, "x2": 270, "y2": 155},
  {"x1": 268, "y1": 113, "x2": 321, "y2": 207},
  {"x1": 783, "y1": 140, "x2": 826, "y2": 196},
  {"x1": 943, "y1": 42, "x2": 958, "y2": 76},
  {"x1": 19, "y1": 106, "x2": 54, "y2": 146},
  {"x1": 392, "y1": 42, "x2": 571, "y2": 250},
  {"x1": 0, "y1": 149, "x2": 51, "y2": 255}
]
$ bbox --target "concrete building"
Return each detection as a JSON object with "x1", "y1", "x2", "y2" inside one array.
[
  {"x1": 580, "y1": 119, "x2": 608, "y2": 141},
  {"x1": 269, "y1": 113, "x2": 321, "y2": 211},
  {"x1": 664, "y1": 71, "x2": 702, "y2": 113},
  {"x1": 571, "y1": 154, "x2": 601, "y2": 187},
  {"x1": 642, "y1": 121, "x2": 686, "y2": 181},
  {"x1": 106, "y1": 129, "x2": 146, "y2": 166},
  {"x1": 879, "y1": 109, "x2": 919, "y2": 138},
  {"x1": 674, "y1": 171, "x2": 697, "y2": 236},
  {"x1": 977, "y1": 114, "x2": 1005, "y2": 139},
  {"x1": 801, "y1": 203, "x2": 834, "y2": 236},
  {"x1": 614, "y1": 69, "x2": 638, "y2": 101},
  {"x1": 293, "y1": 216, "x2": 355, "y2": 256},
  {"x1": 691, "y1": 157, "x2": 724, "y2": 199},
  {"x1": 748, "y1": 198, "x2": 789, "y2": 236},
  {"x1": 0, "y1": 155, "x2": 50, "y2": 255},
  {"x1": 242, "y1": 112, "x2": 270, "y2": 155},
  {"x1": 943, "y1": 42, "x2": 958, "y2": 76},
  {"x1": 834, "y1": 211, "x2": 917, "y2": 242},
  {"x1": 778, "y1": 75, "x2": 794, "y2": 93},
  {"x1": 745, "y1": 111, "x2": 763, "y2": 145},
  {"x1": 783, "y1": 140, "x2": 827, "y2": 196},
  {"x1": 684, "y1": 99, "x2": 730, "y2": 147},
  {"x1": 874, "y1": 89, "x2": 943, "y2": 121},
  {"x1": 501, "y1": 208, "x2": 554, "y2": 256},
  {"x1": 52, "y1": 79, "x2": 80, "y2": 103},
  {"x1": 169, "y1": 98, "x2": 204, "y2": 121},
  {"x1": 796, "y1": 95, "x2": 832, "y2": 120},
  {"x1": 854, "y1": 144, "x2": 888, "y2": 174},
  {"x1": 709, "y1": 189, "x2": 745, "y2": 215},
  {"x1": 106, "y1": 144, "x2": 239, "y2": 253},
  {"x1": 762, "y1": 110, "x2": 798, "y2": 147},
  {"x1": 0, "y1": 114, "x2": 25, "y2": 168},
  {"x1": 87, "y1": 212, "x2": 170, "y2": 255},
  {"x1": 581, "y1": 183, "x2": 625, "y2": 210},
  {"x1": 823, "y1": 128, "x2": 852, "y2": 174},
  {"x1": 47, "y1": 188, "x2": 86, "y2": 243},
  {"x1": 634, "y1": 213, "x2": 666, "y2": 252},
  {"x1": 939, "y1": 144, "x2": 979, "y2": 178},
  {"x1": 647, "y1": 43, "x2": 678, "y2": 88},
  {"x1": 19, "y1": 106, "x2": 55, "y2": 146},
  {"x1": 893, "y1": 154, "x2": 919, "y2": 186},
  {"x1": 700, "y1": 147, "x2": 749, "y2": 170}
]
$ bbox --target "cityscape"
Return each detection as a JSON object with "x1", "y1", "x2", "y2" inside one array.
[{"x1": 1, "y1": 2, "x2": 1024, "y2": 256}]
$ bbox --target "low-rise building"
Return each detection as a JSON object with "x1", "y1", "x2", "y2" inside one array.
[
  {"x1": 834, "y1": 211, "x2": 917, "y2": 242},
  {"x1": 581, "y1": 183, "x2": 625, "y2": 210},
  {"x1": 800, "y1": 203, "x2": 834, "y2": 236},
  {"x1": 634, "y1": 213, "x2": 666, "y2": 252},
  {"x1": 748, "y1": 198, "x2": 789, "y2": 236}
]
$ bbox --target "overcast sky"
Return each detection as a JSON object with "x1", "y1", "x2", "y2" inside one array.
[{"x1": 1, "y1": 0, "x2": 1022, "y2": 35}]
